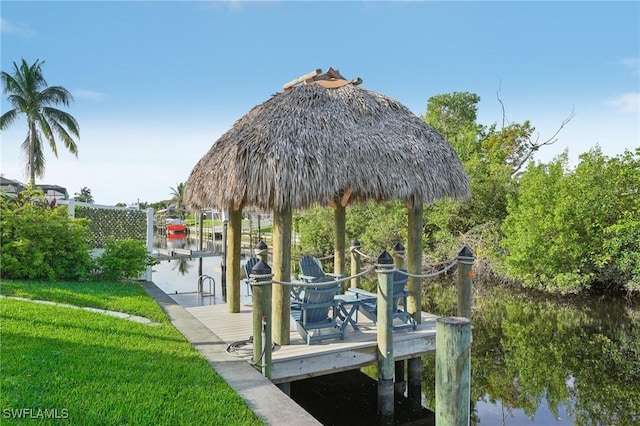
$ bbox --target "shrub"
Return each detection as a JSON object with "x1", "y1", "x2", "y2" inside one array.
[
  {"x1": 502, "y1": 148, "x2": 640, "y2": 294},
  {"x1": 0, "y1": 187, "x2": 94, "y2": 280},
  {"x1": 95, "y1": 238, "x2": 158, "y2": 281}
]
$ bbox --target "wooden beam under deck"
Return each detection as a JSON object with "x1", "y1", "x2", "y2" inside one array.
[{"x1": 184, "y1": 302, "x2": 439, "y2": 384}]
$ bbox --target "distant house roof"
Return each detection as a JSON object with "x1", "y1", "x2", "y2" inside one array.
[
  {"x1": 0, "y1": 177, "x2": 25, "y2": 194},
  {"x1": 37, "y1": 184, "x2": 69, "y2": 200},
  {"x1": 0, "y1": 177, "x2": 68, "y2": 200}
]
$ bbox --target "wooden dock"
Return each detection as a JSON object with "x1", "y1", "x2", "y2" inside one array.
[
  {"x1": 184, "y1": 301, "x2": 439, "y2": 384},
  {"x1": 152, "y1": 250, "x2": 219, "y2": 261}
]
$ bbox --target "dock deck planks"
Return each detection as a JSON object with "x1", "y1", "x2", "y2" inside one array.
[{"x1": 185, "y1": 301, "x2": 439, "y2": 384}]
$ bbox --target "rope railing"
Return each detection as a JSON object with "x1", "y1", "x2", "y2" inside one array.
[
  {"x1": 423, "y1": 257, "x2": 458, "y2": 267},
  {"x1": 394, "y1": 258, "x2": 458, "y2": 279},
  {"x1": 251, "y1": 266, "x2": 377, "y2": 288},
  {"x1": 316, "y1": 254, "x2": 335, "y2": 261},
  {"x1": 249, "y1": 247, "x2": 469, "y2": 289},
  {"x1": 250, "y1": 257, "x2": 459, "y2": 287},
  {"x1": 351, "y1": 247, "x2": 377, "y2": 260}
]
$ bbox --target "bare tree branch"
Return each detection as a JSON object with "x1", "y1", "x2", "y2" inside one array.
[
  {"x1": 496, "y1": 80, "x2": 508, "y2": 129},
  {"x1": 512, "y1": 108, "x2": 576, "y2": 175}
]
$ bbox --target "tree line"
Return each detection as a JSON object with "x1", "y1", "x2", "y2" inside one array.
[
  {"x1": 3, "y1": 59, "x2": 637, "y2": 295},
  {"x1": 296, "y1": 92, "x2": 639, "y2": 296}
]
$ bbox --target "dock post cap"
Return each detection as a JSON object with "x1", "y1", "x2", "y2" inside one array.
[
  {"x1": 252, "y1": 259, "x2": 272, "y2": 275},
  {"x1": 377, "y1": 250, "x2": 393, "y2": 265},
  {"x1": 458, "y1": 246, "x2": 474, "y2": 258}
]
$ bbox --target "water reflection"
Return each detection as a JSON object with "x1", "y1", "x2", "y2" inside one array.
[
  {"x1": 151, "y1": 233, "x2": 252, "y2": 297},
  {"x1": 421, "y1": 285, "x2": 640, "y2": 425}
]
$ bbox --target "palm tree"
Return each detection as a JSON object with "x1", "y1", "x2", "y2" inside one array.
[
  {"x1": 169, "y1": 182, "x2": 186, "y2": 218},
  {"x1": 0, "y1": 58, "x2": 80, "y2": 183},
  {"x1": 74, "y1": 187, "x2": 94, "y2": 203}
]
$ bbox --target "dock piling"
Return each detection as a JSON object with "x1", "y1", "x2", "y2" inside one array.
[
  {"x1": 251, "y1": 259, "x2": 273, "y2": 379},
  {"x1": 376, "y1": 251, "x2": 395, "y2": 420},
  {"x1": 457, "y1": 246, "x2": 474, "y2": 320},
  {"x1": 436, "y1": 317, "x2": 471, "y2": 426},
  {"x1": 393, "y1": 242, "x2": 406, "y2": 396},
  {"x1": 350, "y1": 239, "x2": 361, "y2": 289}
]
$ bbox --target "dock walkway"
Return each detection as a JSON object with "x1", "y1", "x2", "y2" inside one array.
[
  {"x1": 183, "y1": 295, "x2": 439, "y2": 384},
  {"x1": 143, "y1": 282, "x2": 322, "y2": 426}
]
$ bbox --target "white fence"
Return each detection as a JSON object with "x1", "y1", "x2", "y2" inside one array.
[{"x1": 58, "y1": 199, "x2": 154, "y2": 281}]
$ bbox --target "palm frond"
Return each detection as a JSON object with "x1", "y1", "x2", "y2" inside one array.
[
  {"x1": 48, "y1": 118, "x2": 79, "y2": 156},
  {"x1": 40, "y1": 85, "x2": 74, "y2": 106},
  {"x1": 0, "y1": 109, "x2": 18, "y2": 130},
  {"x1": 1, "y1": 72, "x2": 23, "y2": 96},
  {"x1": 36, "y1": 115, "x2": 57, "y2": 157},
  {"x1": 42, "y1": 107, "x2": 80, "y2": 137},
  {"x1": 6, "y1": 93, "x2": 28, "y2": 111}
]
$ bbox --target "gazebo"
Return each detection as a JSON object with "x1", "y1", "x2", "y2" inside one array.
[{"x1": 185, "y1": 68, "x2": 470, "y2": 347}]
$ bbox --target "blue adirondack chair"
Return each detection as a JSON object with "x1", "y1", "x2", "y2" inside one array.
[
  {"x1": 299, "y1": 255, "x2": 343, "y2": 284},
  {"x1": 243, "y1": 257, "x2": 260, "y2": 295},
  {"x1": 290, "y1": 282, "x2": 343, "y2": 344},
  {"x1": 349, "y1": 269, "x2": 417, "y2": 331}
]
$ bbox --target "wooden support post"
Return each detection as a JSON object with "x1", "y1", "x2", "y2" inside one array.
[
  {"x1": 334, "y1": 202, "x2": 346, "y2": 292},
  {"x1": 350, "y1": 239, "x2": 361, "y2": 289},
  {"x1": 376, "y1": 251, "x2": 395, "y2": 420},
  {"x1": 457, "y1": 246, "x2": 474, "y2": 320},
  {"x1": 199, "y1": 211, "x2": 204, "y2": 250},
  {"x1": 406, "y1": 203, "x2": 422, "y2": 319},
  {"x1": 277, "y1": 382, "x2": 291, "y2": 395},
  {"x1": 221, "y1": 213, "x2": 228, "y2": 297},
  {"x1": 226, "y1": 207, "x2": 242, "y2": 313},
  {"x1": 392, "y1": 242, "x2": 405, "y2": 269},
  {"x1": 68, "y1": 198, "x2": 76, "y2": 219},
  {"x1": 393, "y1": 242, "x2": 406, "y2": 396},
  {"x1": 145, "y1": 208, "x2": 154, "y2": 281},
  {"x1": 256, "y1": 240, "x2": 268, "y2": 263},
  {"x1": 257, "y1": 214, "x2": 262, "y2": 242},
  {"x1": 407, "y1": 202, "x2": 423, "y2": 404},
  {"x1": 198, "y1": 211, "x2": 204, "y2": 277},
  {"x1": 436, "y1": 317, "x2": 471, "y2": 426},
  {"x1": 272, "y1": 205, "x2": 292, "y2": 345},
  {"x1": 251, "y1": 259, "x2": 273, "y2": 379},
  {"x1": 211, "y1": 208, "x2": 215, "y2": 243}
]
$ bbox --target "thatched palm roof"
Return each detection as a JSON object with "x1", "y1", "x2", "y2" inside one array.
[{"x1": 185, "y1": 80, "x2": 470, "y2": 211}]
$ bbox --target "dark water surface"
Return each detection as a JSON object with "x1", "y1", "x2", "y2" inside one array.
[{"x1": 151, "y1": 235, "x2": 640, "y2": 425}]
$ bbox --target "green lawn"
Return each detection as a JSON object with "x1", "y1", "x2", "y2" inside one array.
[{"x1": 0, "y1": 280, "x2": 264, "y2": 425}]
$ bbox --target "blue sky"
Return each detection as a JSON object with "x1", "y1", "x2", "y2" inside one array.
[{"x1": 1, "y1": 1, "x2": 638, "y2": 206}]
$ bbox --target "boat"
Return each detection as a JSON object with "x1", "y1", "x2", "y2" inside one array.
[
  {"x1": 166, "y1": 232, "x2": 188, "y2": 249},
  {"x1": 166, "y1": 217, "x2": 187, "y2": 234}
]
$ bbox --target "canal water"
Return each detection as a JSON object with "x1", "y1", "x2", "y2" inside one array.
[
  {"x1": 151, "y1": 233, "x2": 252, "y2": 298},
  {"x1": 151, "y1": 234, "x2": 640, "y2": 425}
]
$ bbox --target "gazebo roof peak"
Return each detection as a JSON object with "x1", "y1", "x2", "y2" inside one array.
[{"x1": 282, "y1": 67, "x2": 363, "y2": 91}]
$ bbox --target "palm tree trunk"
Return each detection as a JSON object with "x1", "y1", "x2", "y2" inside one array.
[{"x1": 28, "y1": 119, "x2": 36, "y2": 184}]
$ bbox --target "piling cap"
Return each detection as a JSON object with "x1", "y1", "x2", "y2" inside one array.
[
  {"x1": 377, "y1": 250, "x2": 393, "y2": 265},
  {"x1": 350, "y1": 238, "x2": 360, "y2": 247},
  {"x1": 256, "y1": 240, "x2": 268, "y2": 250},
  {"x1": 252, "y1": 259, "x2": 272, "y2": 275},
  {"x1": 458, "y1": 246, "x2": 474, "y2": 258},
  {"x1": 393, "y1": 242, "x2": 405, "y2": 252}
]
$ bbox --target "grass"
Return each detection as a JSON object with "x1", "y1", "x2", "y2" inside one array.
[
  {"x1": 0, "y1": 280, "x2": 264, "y2": 425},
  {"x1": 0, "y1": 280, "x2": 166, "y2": 323}
]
